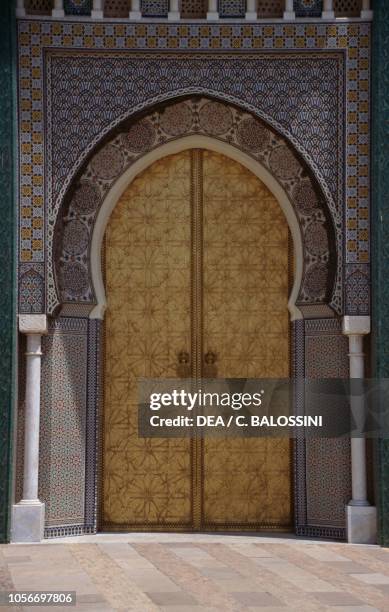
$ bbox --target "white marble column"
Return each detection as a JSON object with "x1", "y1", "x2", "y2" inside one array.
[
  {"x1": 361, "y1": 0, "x2": 373, "y2": 19},
  {"x1": 342, "y1": 316, "x2": 377, "y2": 544},
  {"x1": 245, "y1": 0, "x2": 257, "y2": 21},
  {"x1": 16, "y1": 0, "x2": 26, "y2": 17},
  {"x1": 129, "y1": 0, "x2": 142, "y2": 19},
  {"x1": 11, "y1": 315, "x2": 48, "y2": 543},
  {"x1": 207, "y1": 0, "x2": 219, "y2": 21},
  {"x1": 91, "y1": 0, "x2": 104, "y2": 19},
  {"x1": 52, "y1": 0, "x2": 65, "y2": 18},
  {"x1": 283, "y1": 0, "x2": 295, "y2": 20},
  {"x1": 168, "y1": 0, "x2": 180, "y2": 20},
  {"x1": 322, "y1": 0, "x2": 334, "y2": 18}
]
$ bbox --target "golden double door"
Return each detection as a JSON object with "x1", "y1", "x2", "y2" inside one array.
[{"x1": 103, "y1": 149, "x2": 292, "y2": 531}]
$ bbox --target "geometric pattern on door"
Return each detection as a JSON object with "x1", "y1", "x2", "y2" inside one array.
[{"x1": 103, "y1": 149, "x2": 291, "y2": 530}]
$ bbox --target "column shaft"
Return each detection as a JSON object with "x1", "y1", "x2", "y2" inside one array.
[
  {"x1": 361, "y1": 0, "x2": 373, "y2": 19},
  {"x1": 283, "y1": 0, "x2": 295, "y2": 20},
  {"x1": 11, "y1": 315, "x2": 47, "y2": 543},
  {"x1": 130, "y1": 0, "x2": 142, "y2": 18},
  {"x1": 16, "y1": 0, "x2": 26, "y2": 16},
  {"x1": 322, "y1": 0, "x2": 334, "y2": 18},
  {"x1": 342, "y1": 315, "x2": 377, "y2": 544},
  {"x1": 22, "y1": 334, "x2": 43, "y2": 502},
  {"x1": 348, "y1": 334, "x2": 368, "y2": 505},
  {"x1": 52, "y1": 0, "x2": 65, "y2": 17},
  {"x1": 168, "y1": 0, "x2": 180, "y2": 19},
  {"x1": 91, "y1": 0, "x2": 104, "y2": 18},
  {"x1": 207, "y1": 0, "x2": 219, "y2": 20},
  {"x1": 245, "y1": 0, "x2": 257, "y2": 20}
]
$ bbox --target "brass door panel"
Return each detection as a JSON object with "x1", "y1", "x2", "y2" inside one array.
[
  {"x1": 103, "y1": 149, "x2": 291, "y2": 530},
  {"x1": 103, "y1": 152, "x2": 193, "y2": 529},
  {"x1": 202, "y1": 150, "x2": 291, "y2": 529}
]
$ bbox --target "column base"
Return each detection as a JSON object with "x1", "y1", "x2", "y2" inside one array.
[
  {"x1": 245, "y1": 11, "x2": 257, "y2": 20},
  {"x1": 321, "y1": 11, "x2": 335, "y2": 18},
  {"x1": 346, "y1": 504, "x2": 377, "y2": 544},
  {"x1": 206, "y1": 12, "x2": 219, "y2": 20},
  {"x1": 361, "y1": 10, "x2": 373, "y2": 19},
  {"x1": 129, "y1": 10, "x2": 142, "y2": 19},
  {"x1": 11, "y1": 502, "x2": 45, "y2": 543},
  {"x1": 283, "y1": 11, "x2": 295, "y2": 20},
  {"x1": 16, "y1": 8, "x2": 26, "y2": 17},
  {"x1": 51, "y1": 9, "x2": 65, "y2": 18},
  {"x1": 91, "y1": 9, "x2": 104, "y2": 18}
]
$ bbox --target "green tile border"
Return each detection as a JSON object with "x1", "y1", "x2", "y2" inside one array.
[
  {"x1": 0, "y1": 0, "x2": 16, "y2": 544},
  {"x1": 372, "y1": 0, "x2": 389, "y2": 547}
]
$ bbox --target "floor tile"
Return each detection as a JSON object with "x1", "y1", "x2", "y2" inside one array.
[
  {"x1": 313, "y1": 591, "x2": 366, "y2": 606},
  {"x1": 159, "y1": 607, "x2": 214, "y2": 612},
  {"x1": 297, "y1": 546, "x2": 349, "y2": 563},
  {"x1": 231, "y1": 591, "x2": 284, "y2": 606},
  {"x1": 326, "y1": 561, "x2": 370, "y2": 574},
  {"x1": 199, "y1": 567, "x2": 242, "y2": 580},
  {"x1": 350, "y1": 572, "x2": 389, "y2": 585},
  {"x1": 146, "y1": 591, "x2": 200, "y2": 606},
  {"x1": 254, "y1": 557, "x2": 337, "y2": 592},
  {"x1": 76, "y1": 593, "x2": 108, "y2": 603},
  {"x1": 212, "y1": 577, "x2": 265, "y2": 592},
  {"x1": 325, "y1": 607, "x2": 379, "y2": 612},
  {"x1": 2, "y1": 556, "x2": 31, "y2": 564}
]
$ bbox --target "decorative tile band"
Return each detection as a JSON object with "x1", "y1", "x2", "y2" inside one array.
[
  {"x1": 17, "y1": 20, "x2": 370, "y2": 315},
  {"x1": 54, "y1": 96, "x2": 342, "y2": 315}
]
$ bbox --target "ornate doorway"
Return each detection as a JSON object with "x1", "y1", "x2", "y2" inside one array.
[{"x1": 102, "y1": 149, "x2": 292, "y2": 531}]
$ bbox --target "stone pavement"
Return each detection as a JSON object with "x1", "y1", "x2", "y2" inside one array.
[{"x1": 1, "y1": 533, "x2": 389, "y2": 611}]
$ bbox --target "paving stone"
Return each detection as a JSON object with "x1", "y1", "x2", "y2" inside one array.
[
  {"x1": 254, "y1": 557, "x2": 337, "y2": 592},
  {"x1": 313, "y1": 591, "x2": 366, "y2": 606},
  {"x1": 350, "y1": 572, "x2": 389, "y2": 585},
  {"x1": 231, "y1": 591, "x2": 284, "y2": 607},
  {"x1": 376, "y1": 584, "x2": 389, "y2": 594},
  {"x1": 326, "y1": 607, "x2": 379, "y2": 612},
  {"x1": 159, "y1": 607, "x2": 214, "y2": 612},
  {"x1": 199, "y1": 567, "x2": 243, "y2": 580},
  {"x1": 76, "y1": 593, "x2": 108, "y2": 603},
  {"x1": 168, "y1": 546, "x2": 214, "y2": 560},
  {"x1": 213, "y1": 577, "x2": 265, "y2": 593},
  {"x1": 146, "y1": 591, "x2": 200, "y2": 606},
  {"x1": 3, "y1": 556, "x2": 31, "y2": 564},
  {"x1": 245, "y1": 608, "x2": 290, "y2": 612},
  {"x1": 127, "y1": 568, "x2": 182, "y2": 592},
  {"x1": 326, "y1": 561, "x2": 370, "y2": 574},
  {"x1": 297, "y1": 546, "x2": 349, "y2": 563},
  {"x1": 233, "y1": 545, "x2": 274, "y2": 558}
]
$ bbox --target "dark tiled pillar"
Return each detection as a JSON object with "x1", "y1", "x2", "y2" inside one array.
[
  {"x1": 372, "y1": 0, "x2": 389, "y2": 547},
  {"x1": 0, "y1": 0, "x2": 16, "y2": 544}
]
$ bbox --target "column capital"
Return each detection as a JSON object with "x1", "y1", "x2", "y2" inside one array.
[
  {"x1": 342, "y1": 315, "x2": 371, "y2": 336},
  {"x1": 19, "y1": 314, "x2": 48, "y2": 335}
]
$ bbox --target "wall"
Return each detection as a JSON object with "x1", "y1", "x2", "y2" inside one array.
[{"x1": 15, "y1": 16, "x2": 371, "y2": 538}]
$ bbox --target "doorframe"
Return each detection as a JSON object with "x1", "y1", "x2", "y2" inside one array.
[{"x1": 98, "y1": 145, "x2": 297, "y2": 532}]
